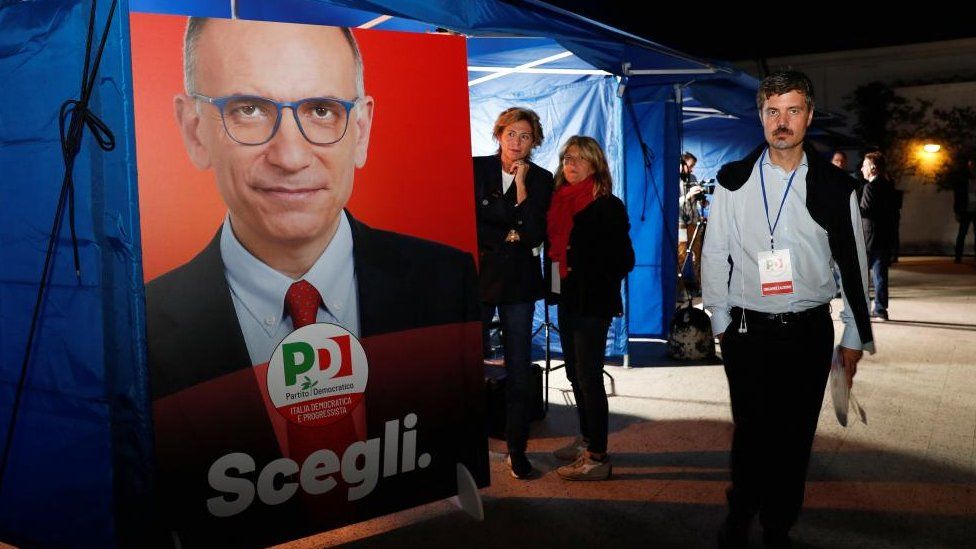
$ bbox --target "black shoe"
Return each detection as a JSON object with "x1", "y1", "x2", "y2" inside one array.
[
  {"x1": 717, "y1": 516, "x2": 749, "y2": 549},
  {"x1": 871, "y1": 310, "x2": 889, "y2": 321},
  {"x1": 506, "y1": 452, "x2": 534, "y2": 480}
]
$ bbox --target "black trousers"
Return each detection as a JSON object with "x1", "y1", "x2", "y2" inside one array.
[
  {"x1": 558, "y1": 307, "x2": 612, "y2": 454},
  {"x1": 720, "y1": 305, "x2": 833, "y2": 533},
  {"x1": 481, "y1": 302, "x2": 535, "y2": 454}
]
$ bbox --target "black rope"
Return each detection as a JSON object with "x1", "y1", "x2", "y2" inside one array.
[{"x1": 0, "y1": 0, "x2": 118, "y2": 499}]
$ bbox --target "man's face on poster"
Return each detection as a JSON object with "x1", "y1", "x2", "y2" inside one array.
[{"x1": 175, "y1": 19, "x2": 374, "y2": 252}]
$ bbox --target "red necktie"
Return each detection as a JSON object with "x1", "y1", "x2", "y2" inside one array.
[
  {"x1": 280, "y1": 278, "x2": 365, "y2": 520},
  {"x1": 285, "y1": 279, "x2": 322, "y2": 329}
]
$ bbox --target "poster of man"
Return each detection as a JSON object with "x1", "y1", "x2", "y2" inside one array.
[{"x1": 131, "y1": 12, "x2": 488, "y2": 547}]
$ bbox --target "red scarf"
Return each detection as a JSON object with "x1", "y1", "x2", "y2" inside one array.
[{"x1": 547, "y1": 177, "x2": 595, "y2": 278}]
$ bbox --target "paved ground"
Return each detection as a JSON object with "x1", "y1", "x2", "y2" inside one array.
[{"x1": 280, "y1": 257, "x2": 975, "y2": 549}]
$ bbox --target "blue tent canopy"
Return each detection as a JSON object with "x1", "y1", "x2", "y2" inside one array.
[
  {"x1": 0, "y1": 1, "x2": 768, "y2": 546},
  {"x1": 123, "y1": 0, "x2": 762, "y2": 343}
]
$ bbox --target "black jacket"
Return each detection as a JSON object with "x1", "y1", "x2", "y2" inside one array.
[
  {"x1": 473, "y1": 154, "x2": 553, "y2": 304},
  {"x1": 146, "y1": 212, "x2": 486, "y2": 547},
  {"x1": 716, "y1": 143, "x2": 874, "y2": 351},
  {"x1": 949, "y1": 164, "x2": 975, "y2": 216},
  {"x1": 551, "y1": 194, "x2": 635, "y2": 319},
  {"x1": 859, "y1": 175, "x2": 899, "y2": 253}
]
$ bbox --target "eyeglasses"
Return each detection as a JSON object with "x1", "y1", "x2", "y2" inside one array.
[
  {"x1": 191, "y1": 93, "x2": 360, "y2": 146},
  {"x1": 562, "y1": 154, "x2": 586, "y2": 165}
]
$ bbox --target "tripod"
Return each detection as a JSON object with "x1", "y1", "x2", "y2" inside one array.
[
  {"x1": 678, "y1": 200, "x2": 707, "y2": 301},
  {"x1": 532, "y1": 302, "x2": 559, "y2": 415},
  {"x1": 533, "y1": 302, "x2": 617, "y2": 414}
]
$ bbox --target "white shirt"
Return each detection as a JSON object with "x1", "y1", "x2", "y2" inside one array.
[
  {"x1": 220, "y1": 211, "x2": 361, "y2": 366},
  {"x1": 501, "y1": 169, "x2": 515, "y2": 195},
  {"x1": 702, "y1": 151, "x2": 872, "y2": 352}
]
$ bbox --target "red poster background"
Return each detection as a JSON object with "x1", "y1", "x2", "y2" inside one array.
[
  {"x1": 131, "y1": 15, "x2": 486, "y2": 546},
  {"x1": 131, "y1": 13, "x2": 477, "y2": 282}
]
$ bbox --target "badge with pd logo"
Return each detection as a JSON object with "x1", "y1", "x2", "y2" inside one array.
[{"x1": 267, "y1": 323, "x2": 368, "y2": 426}]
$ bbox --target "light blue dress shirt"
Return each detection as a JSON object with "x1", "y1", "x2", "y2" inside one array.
[
  {"x1": 220, "y1": 211, "x2": 361, "y2": 366},
  {"x1": 702, "y1": 151, "x2": 872, "y2": 352}
]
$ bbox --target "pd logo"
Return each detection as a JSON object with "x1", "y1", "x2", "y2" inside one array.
[{"x1": 267, "y1": 323, "x2": 368, "y2": 427}]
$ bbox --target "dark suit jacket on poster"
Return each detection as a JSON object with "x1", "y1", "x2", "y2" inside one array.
[
  {"x1": 147, "y1": 211, "x2": 486, "y2": 548},
  {"x1": 473, "y1": 154, "x2": 553, "y2": 304}
]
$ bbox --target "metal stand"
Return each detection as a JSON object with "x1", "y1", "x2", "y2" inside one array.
[
  {"x1": 532, "y1": 303, "x2": 559, "y2": 414},
  {"x1": 678, "y1": 214, "x2": 707, "y2": 303},
  {"x1": 533, "y1": 303, "x2": 617, "y2": 412}
]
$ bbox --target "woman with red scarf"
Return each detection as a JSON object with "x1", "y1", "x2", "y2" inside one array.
[{"x1": 547, "y1": 136, "x2": 634, "y2": 481}]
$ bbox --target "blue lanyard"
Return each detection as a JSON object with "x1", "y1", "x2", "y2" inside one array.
[{"x1": 758, "y1": 149, "x2": 797, "y2": 251}]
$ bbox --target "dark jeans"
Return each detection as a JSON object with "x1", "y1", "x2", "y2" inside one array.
[
  {"x1": 869, "y1": 252, "x2": 889, "y2": 315},
  {"x1": 481, "y1": 302, "x2": 535, "y2": 454},
  {"x1": 558, "y1": 307, "x2": 611, "y2": 454},
  {"x1": 720, "y1": 306, "x2": 833, "y2": 534},
  {"x1": 956, "y1": 212, "x2": 976, "y2": 260}
]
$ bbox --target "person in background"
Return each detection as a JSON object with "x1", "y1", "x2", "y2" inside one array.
[
  {"x1": 950, "y1": 154, "x2": 976, "y2": 263},
  {"x1": 679, "y1": 151, "x2": 706, "y2": 294},
  {"x1": 860, "y1": 151, "x2": 899, "y2": 321},
  {"x1": 547, "y1": 136, "x2": 634, "y2": 481},
  {"x1": 473, "y1": 107, "x2": 554, "y2": 479},
  {"x1": 831, "y1": 150, "x2": 848, "y2": 170}
]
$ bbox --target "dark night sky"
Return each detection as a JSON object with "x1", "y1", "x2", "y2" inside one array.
[{"x1": 532, "y1": 2, "x2": 976, "y2": 62}]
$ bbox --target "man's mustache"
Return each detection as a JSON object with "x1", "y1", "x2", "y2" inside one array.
[{"x1": 774, "y1": 127, "x2": 794, "y2": 136}]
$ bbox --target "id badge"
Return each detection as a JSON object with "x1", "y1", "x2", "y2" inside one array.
[{"x1": 757, "y1": 248, "x2": 794, "y2": 296}]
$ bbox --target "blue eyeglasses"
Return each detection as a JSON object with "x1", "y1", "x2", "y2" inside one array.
[{"x1": 191, "y1": 93, "x2": 360, "y2": 146}]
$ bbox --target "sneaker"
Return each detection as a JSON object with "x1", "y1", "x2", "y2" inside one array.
[
  {"x1": 871, "y1": 311, "x2": 889, "y2": 321},
  {"x1": 553, "y1": 436, "x2": 586, "y2": 461},
  {"x1": 506, "y1": 452, "x2": 534, "y2": 480},
  {"x1": 556, "y1": 453, "x2": 611, "y2": 481}
]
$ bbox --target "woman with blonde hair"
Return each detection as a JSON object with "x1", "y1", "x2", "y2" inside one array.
[{"x1": 547, "y1": 136, "x2": 634, "y2": 481}]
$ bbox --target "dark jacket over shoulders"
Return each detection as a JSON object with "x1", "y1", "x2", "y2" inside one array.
[
  {"x1": 553, "y1": 194, "x2": 635, "y2": 319},
  {"x1": 716, "y1": 143, "x2": 874, "y2": 350},
  {"x1": 473, "y1": 154, "x2": 554, "y2": 304}
]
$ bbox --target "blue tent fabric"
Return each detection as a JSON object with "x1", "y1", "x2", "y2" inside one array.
[
  {"x1": 0, "y1": 1, "x2": 150, "y2": 547},
  {"x1": 125, "y1": 0, "x2": 767, "y2": 349},
  {"x1": 0, "y1": 1, "x2": 773, "y2": 545},
  {"x1": 682, "y1": 118, "x2": 763, "y2": 182},
  {"x1": 467, "y1": 36, "x2": 607, "y2": 98},
  {"x1": 624, "y1": 95, "x2": 681, "y2": 337},
  {"x1": 309, "y1": 0, "x2": 735, "y2": 85},
  {"x1": 470, "y1": 77, "x2": 627, "y2": 356}
]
